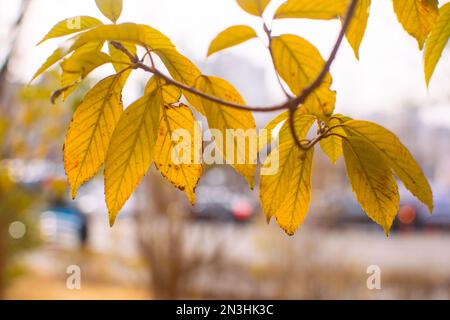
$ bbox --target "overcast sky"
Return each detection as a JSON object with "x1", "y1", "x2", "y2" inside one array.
[{"x1": 1, "y1": 0, "x2": 450, "y2": 121}]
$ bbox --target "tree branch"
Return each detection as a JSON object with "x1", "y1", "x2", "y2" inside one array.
[{"x1": 110, "y1": 0, "x2": 359, "y2": 149}]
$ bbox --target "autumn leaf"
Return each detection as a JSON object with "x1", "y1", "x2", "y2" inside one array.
[
  {"x1": 236, "y1": 0, "x2": 271, "y2": 16},
  {"x1": 343, "y1": 120, "x2": 433, "y2": 212},
  {"x1": 95, "y1": 0, "x2": 123, "y2": 23},
  {"x1": 194, "y1": 76, "x2": 257, "y2": 188},
  {"x1": 32, "y1": 47, "x2": 69, "y2": 81},
  {"x1": 70, "y1": 23, "x2": 175, "y2": 53},
  {"x1": 319, "y1": 117, "x2": 346, "y2": 164},
  {"x1": 208, "y1": 25, "x2": 257, "y2": 57},
  {"x1": 392, "y1": 0, "x2": 438, "y2": 50},
  {"x1": 343, "y1": 136, "x2": 400, "y2": 235},
  {"x1": 271, "y1": 34, "x2": 336, "y2": 119},
  {"x1": 260, "y1": 114, "x2": 315, "y2": 235},
  {"x1": 154, "y1": 48, "x2": 204, "y2": 114},
  {"x1": 258, "y1": 111, "x2": 288, "y2": 152},
  {"x1": 274, "y1": 0, "x2": 348, "y2": 20},
  {"x1": 105, "y1": 90, "x2": 162, "y2": 226},
  {"x1": 344, "y1": 0, "x2": 371, "y2": 59},
  {"x1": 154, "y1": 104, "x2": 203, "y2": 205},
  {"x1": 64, "y1": 72, "x2": 128, "y2": 199},
  {"x1": 37, "y1": 16, "x2": 103, "y2": 45},
  {"x1": 61, "y1": 44, "x2": 111, "y2": 99},
  {"x1": 424, "y1": 2, "x2": 450, "y2": 86}
]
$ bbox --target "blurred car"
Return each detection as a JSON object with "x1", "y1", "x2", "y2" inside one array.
[
  {"x1": 191, "y1": 167, "x2": 257, "y2": 223},
  {"x1": 335, "y1": 185, "x2": 450, "y2": 232}
]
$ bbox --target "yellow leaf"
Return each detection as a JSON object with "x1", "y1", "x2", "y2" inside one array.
[
  {"x1": 32, "y1": 47, "x2": 68, "y2": 81},
  {"x1": 271, "y1": 34, "x2": 336, "y2": 119},
  {"x1": 64, "y1": 73, "x2": 128, "y2": 199},
  {"x1": 343, "y1": 136, "x2": 399, "y2": 235},
  {"x1": 392, "y1": 0, "x2": 438, "y2": 50},
  {"x1": 343, "y1": 120, "x2": 433, "y2": 212},
  {"x1": 260, "y1": 114, "x2": 315, "y2": 235},
  {"x1": 144, "y1": 77, "x2": 182, "y2": 104},
  {"x1": 236, "y1": 0, "x2": 271, "y2": 16},
  {"x1": 208, "y1": 25, "x2": 257, "y2": 57},
  {"x1": 70, "y1": 23, "x2": 175, "y2": 53},
  {"x1": 95, "y1": 0, "x2": 123, "y2": 23},
  {"x1": 109, "y1": 41, "x2": 136, "y2": 73},
  {"x1": 194, "y1": 76, "x2": 257, "y2": 188},
  {"x1": 61, "y1": 45, "x2": 111, "y2": 100},
  {"x1": 37, "y1": 16, "x2": 103, "y2": 45},
  {"x1": 105, "y1": 91, "x2": 162, "y2": 225},
  {"x1": 274, "y1": 0, "x2": 349, "y2": 20},
  {"x1": 319, "y1": 118, "x2": 346, "y2": 164},
  {"x1": 259, "y1": 111, "x2": 288, "y2": 152},
  {"x1": 154, "y1": 48, "x2": 204, "y2": 114},
  {"x1": 344, "y1": 0, "x2": 371, "y2": 60},
  {"x1": 424, "y1": 2, "x2": 450, "y2": 86},
  {"x1": 154, "y1": 104, "x2": 203, "y2": 204}
]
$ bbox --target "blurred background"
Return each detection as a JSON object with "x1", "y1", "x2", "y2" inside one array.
[{"x1": 0, "y1": 0, "x2": 450, "y2": 300}]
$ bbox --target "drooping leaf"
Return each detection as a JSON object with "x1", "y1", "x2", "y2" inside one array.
[
  {"x1": 236, "y1": 0, "x2": 271, "y2": 16},
  {"x1": 392, "y1": 0, "x2": 439, "y2": 50},
  {"x1": 70, "y1": 23, "x2": 175, "y2": 53},
  {"x1": 64, "y1": 73, "x2": 128, "y2": 199},
  {"x1": 194, "y1": 76, "x2": 257, "y2": 188},
  {"x1": 154, "y1": 104, "x2": 203, "y2": 204},
  {"x1": 424, "y1": 2, "x2": 450, "y2": 86},
  {"x1": 37, "y1": 16, "x2": 103, "y2": 45},
  {"x1": 259, "y1": 111, "x2": 288, "y2": 152},
  {"x1": 108, "y1": 41, "x2": 137, "y2": 73},
  {"x1": 344, "y1": 0, "x2": 371, "y2": 59},
  {"x1": 271, "y1": 34, "x2": 336, "y2": 119},
  {"x1": 343, "y1": 120, "x2": 433, "y2": 212},
  {"x1": 274, "y1": 0, "x2": 348, "y2": 20},
  {"x1": 319, "y1": 117, "x2": 346, "y2": 164},
  {"x1": 343, "y1": 136, "x2": 400, "y2": 235},
  {"x1": 95, "y1": 0, "x2": 123, "y2": 23},
  {"x1": 105, "y1": 91, "x2": 162, "y2": 225},
  {"x1": 260, "y1": 114, "x2": 315, "y2": 235},
  {"x1": 208, "y1": 25, "x2": 257, "y2": 57}
]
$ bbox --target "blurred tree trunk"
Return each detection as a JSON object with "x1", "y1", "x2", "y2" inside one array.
[
  {"x1": 0, "y1": 0, "x2": 31, "y2": 299},
  {"x1": 0, "y1": 0, "x2": 31, "y2": 108}
]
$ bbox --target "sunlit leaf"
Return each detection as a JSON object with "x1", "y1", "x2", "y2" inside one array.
[
  {"x1": 61, "y1": 44, "x2": 111, "y2": 100},
  {"x1": 424, "y1": 2, "x2": 450, "y2": 86},
  {"x1": 154, "y1": 104, "x2": 203, "y2": 204},
  {"x1": 37, "y1": 16, "x2": 103, "y2": 45},
  {"x1": 236, "y1": 0, "x2": 271, "y2": 16},
  {"x1": 271, "y1": 34, "x2": 336, "y2": 119},
  {"x1": 154, "y1": 48, "x2": 204, "y2": 114},
  {"x1": 64, "y1": 73, "x2": 128, "y2": 199},
  {"x1": 208, "y1": 25, "x2": 257, "y2": 57},
  {"x1": 344, "y1": 0, "x2": 371, "y2": 60},
  {"x1": 95, "y1": 0, "x2": 123, "y2": 23},
  {"x1": 70, "y1": 23, "x2": 175, "y2": 53},
  {"x1": 343, "y1": 135, "x2": 400, "y2": 235},
  {"x1": 194, "y1": 76, "x2": 257, "y2": 188},
  {"x1": 260, "y1": 114, "x2": 315, "y2": 235},
  {"x1": 274, "y1": 0, "x2": 348, "y2": 20},
  {"x1": 343, "y1": 120, "x2": 433, "y2": 212},
  {"x1": 105, "y1": 91, "x2": 162, "y2": 225},
  {"x1": 319, "y1": 118, "x2": 346, "y2": 164},
  {"x1": 392, "y1": 0, "x2": 438, "y2": 50}
]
